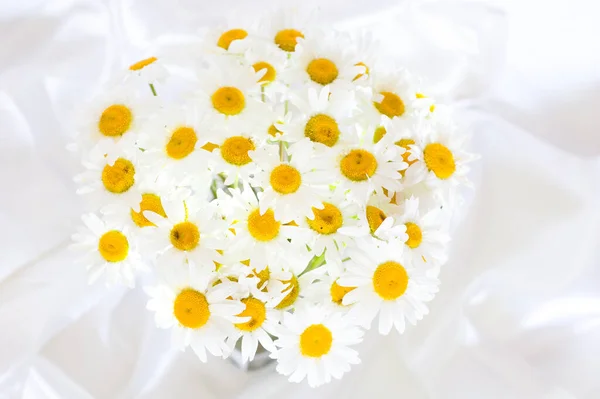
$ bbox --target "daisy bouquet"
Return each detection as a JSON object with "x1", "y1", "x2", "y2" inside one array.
[{"x1": 70, "y1": 7, "x2": 475, "y2": 388}]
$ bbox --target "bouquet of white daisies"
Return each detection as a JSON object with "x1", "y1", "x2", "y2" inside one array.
[{"x1": 70, "y1": 7, "x2": 475, "y2": 388}]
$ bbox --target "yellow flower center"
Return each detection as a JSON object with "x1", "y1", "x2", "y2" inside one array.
[
  {"x1": 306, "y1": 202, "x2": 343, "y2": 235},
  {"x1": 98, "y1": 104, "x2": 132, "y2": 137},
  {"x1": 98, "y1": 230, "x2": 129, "y2": 262},
  {"x1": 353, "y1": 61, "x2": 369, "y2": 81},
  {"x1": 306, "y1": 58, "x2": 339, "y2": 85},
  {"x1": 220, "y1": 136, "x2": 255, "y2": 166},
  {"x1": 102, "y1": 158, "x2": 135, "y2": 194},
  {"x1": 373, "y1": 126, "x2": 387, "y2": 143},
  {"x1": 234, "y1": 297, "x2": 267, "y2": 332},
  {"x1": 373, "y1": 261, "x2": 409, "y2": 300},
  {"x1": 274, "y1": 29, "x2": 304, "y2": 52},
  {"x1": 170, "y1": 221, "x2": 200, "y2": 251},
  {"x1": 300, "y1": 324, "x2": 333, "y2": 358},
  {"x1": 212, "y1": 87, "x2": 245, "y2": 116},
  {"x1": 166, "y1": 127, "x2": 197, "y2": 159},
  {"x1": 129, "y1": 57, "x2": 157, "y2": 71},
  {"x1": 366, "y1": 205, "x2": 386, "y2": 233},
  {"x1": 252, "y1": 266, "x2": 271, "y2": 291},
  {"x1": 304, "y1": 114, "x2": 340, "y2": 147},
  {"x1": 270, "y1": 164, "x2": 302, "y2": 194},
  {"x1": 275, "y1": 275, "x2": 299, "y2": 309},
  {"x1": 404, "y1": 222, "x2": 422, "y2": 249},
  {"x1": 201, "y1": 142, "x2": 219, "y2": 152},
  {"x1": 173, "y1": 288, "x2": 210, "y2": 329},
  {"x1": 253, "y1": 61, "x2": 277, "y2": 83},
  {"x1": 330, "y1": 279, "x2": 355, "y2": 305},
  {"x1": 396, "y1": 138, "x2": 416, "y2": 165},
  {"x1": 130, "y1": 193, "x2": 167, "y2": 227},
  {"x1": 268, "y1": 124, "x2": 283, "y2": 137},
  {"x1": 340, "y1": 149, "x2": 378, "y2": 182},
  {"x1": 217, "y1": 29, "x2": 248, "y2": 50},
  {"x1": 423, "y1": 143, "x2": 456, "y2": 179},
  {"x1": 374, "y1": 91, "x2": 405, "y2": 118},
  {"x1": 247, "y1": 209, "x2": 280, "y2": 242}
]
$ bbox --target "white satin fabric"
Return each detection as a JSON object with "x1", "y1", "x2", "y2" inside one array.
[{"x1": 1, "y1": 0, "x2": 599, "y2": 398}]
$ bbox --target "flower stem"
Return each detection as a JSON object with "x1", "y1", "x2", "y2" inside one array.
[{"x1": 149, "y1": 83, "x2": 157, "y2": 96}]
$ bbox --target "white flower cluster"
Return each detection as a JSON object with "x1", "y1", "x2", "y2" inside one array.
[{"x1": 70, "y1": 8, "x2": 475, "y2": 387}]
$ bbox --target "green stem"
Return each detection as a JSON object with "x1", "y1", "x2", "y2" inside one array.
[
  {"x1": 149, "y1": 83, "x2": 157, "y2": 96},
  {"x1": 261, "y1": 86, "x2": 265, "y2": 103}
]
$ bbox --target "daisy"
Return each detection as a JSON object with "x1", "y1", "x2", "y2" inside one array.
[
  {"x1": 258, "y1": 7, "x2": 320, "y2": 53},
  {"x1": 374, "y1": 115, "x2": 426, "y2": 187},
  {"x1": 282, "y1": 33, "x2": 362, "y2": 92},
  {"x1": 348, "y1": 29, "x2": 383, "y2": 85},
  {"x1": 301, "y1": 188, "x2": 369, "y2": 276},
  {"x1": 280, "y1": 85, "x2": 356, "y2": 148},
  {"x1": 71, "y1": 213, "x2": 146, "y2": 287},
  {"x1": 262, "y1": 103, "x2": 292, "y2": 143},
  {"x1": 74, "y1": 135, "x2": 144, "y2": 211},
  {"x1": 224, "y1": 291, "x2": 282, "y2": 363},
  {"x1": 392, "y1": 197, "x2": 450, "y2": 267},
  {"x1": 333, "y1": 125, "x2": 405, "y2": 202},
  {"x1": 201, "y1": 12, "x2": 257, "y2": 54},
  {"x1": 250, "y1": 138, "x2": 331, "y2": 222},
  {"x1": 239, "y1": 38, "x2": 289, "y2": 99},
  {"x1": 71, "y1": 87, "x2": 157, "y2": 156},
  {"x1": 145, "y1": 264, "x2": 245, "y2": 361},
  {"x1": 303, "y1": 273, "x2": 357, "y2": 313},
  {"x1": 271, "y1": 304, "x2": 364, "y2": 387},
  {"x1": 203, "y1": 126, "x2": 261, "y2": 186},
  {"x1": 270, "y1": 258, "x2": 322, "y2": 311},
  {"x1": 100, "y1": 179, "x2": 173, "y2": 230},
  {"x1": 338, "y1": 238, "x2": 440, "y2": 335},
  {"x1": 143, "y1": 192, "x2": 227, "y2": 272},
  {"x1": 215, "y1": 183, "x2": 309, "y2": 272},
  {"x1": 136, "y1": 105, "x2": 213, "y2": 186},
  {"x1": 194, "y1": 57, "x2": 270, "y2": 131},
  {"x1": 359, "y1": 67, "x2": 420, "y2": 126},
  {"x1": 409, "y1": 107, "x2": 475, "y2": 191},
  {"x1": 364, "y1": 191, "x2": 405, "y2": 240},
  {"x1": 122, "y1": 56, "x2": 169, "y2": 86}
]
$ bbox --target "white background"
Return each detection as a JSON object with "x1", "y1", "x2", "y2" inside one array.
[{"x1": 0, "y1": 0, "x2": 599, "y2": 398}]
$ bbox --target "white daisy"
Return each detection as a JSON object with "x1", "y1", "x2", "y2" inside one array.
[
  {"x1": 333, "y1": 125, "x2": 405, "y2": 202},
  {"x1": 143, "y1": 192, "x2": 227, "y2": 272},
  {"x1": 303, "y1": 273, "x2": 357, "y2": 313},
  {"x1": 122, "y1": 56, "x2": 169, "y2": 86},
  {"x1": 194, "y1": 57, "x2": 270, "y2": 131},
  {"x1": 392, "y1": 197, "x2": 450, "y2": 267},
  {"x1": 348, "y1": 29, "x2": 383, "y2": 86},
  {"x1": 239, "y1": 38, "x2": 289, "y2": 99},
  {"x1": 364, "y1": 191, "x2": 406, "y2": 240},
  {"x1": 409, "y1": 106, "x2": 475, "y2": 191},
  {"x1": 215, "y1": 183, "x2": 309, "y2": 272},
  {"x1": 280, "y1": 85, "x2": 357, "y2": 148},
  {"x1": 224, "y1": 292, "x2": 282, "y2": 363},
  {"x1": 145, "y1": 265, "x2": 245, "y2": 361},
  {"x1": 339, "y1": 238, "x2": 440, "y2": 335},
  {"x1": 359, "y1": 67, "x2": 421, "y2": 126},
  {"x1": 258, "y1": 7, "x2": 320, "y2": 53},
  {"x1": 203, "y1": 128, "x2": 260, "y2": 187},
  {"x1": 71, "y1": 213, "x2": 146, "y2": 287},
  {"x1": 271, "y1": 304, "x2": 364, "y2": 387},
  {"x1": 71, "y1": 87, "x2": 157, "y2": 156},
  {"x1": 201, "y1": 12, "x2": 257, "y2": 54},
  {"x1": 136, "y1": 105, "x2": 213, "y2": 186},
  {"x1": 375, "y1": 115, "x2": 426, "y2": 188},
  {"x1": 270, "y1": 259, "x2": 322, "y2": 312},
  {"x1": 74, "y1": 135, "x2": 144, "y2": 211},
  {"x1": 301, "y1": 188, "x2": 369, "y2": 276},
  {"x1": 251, "y1": 138, "x2": 331, "y2": 223},
  {"x1": 282, "y1": 32, "x2": 362, "y2": 92}
]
